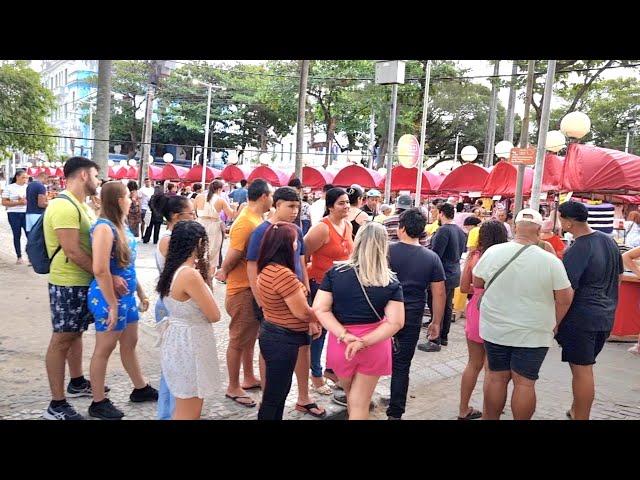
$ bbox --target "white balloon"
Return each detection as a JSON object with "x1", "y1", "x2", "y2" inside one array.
[
  {"x1": 107, "y1": 160, "x2": 115, "y2": 167},
  {"x1": 494, "y1": 140, "x2": 514, "y2": 159},
  {"x1": 545, "y1": 130, "x2": 566, "y2": 152},
  {"x1": 128, "y1": 159, "x2": 137, "y2": 167},
  {"x1": 163, "y1": 153, "x2": 174, "y2": 163},
  {"x1": 560, "y1": 112, "x2": 591, "y2": 139},
  {"x1": 258, "y1": 153, "x2": 271, "y2": 165},
  {"x1": 460, "y1": 145, "x2": 478, "y2": 162},
  {"x1": 44, "y1": 161, "x2": 51, "y2": 167},
  {"x1": 378, "y1": 167, "x2": 387, "y2": 176},
  {"x1": 119, "y1": 160, "x2": 128, "y2": 167}
]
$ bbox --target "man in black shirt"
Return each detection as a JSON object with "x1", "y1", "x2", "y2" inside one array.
[
  {"x1": 418, "y1": 202, "x2": 466, "y2": 352},
  {"x1": 387, "y1": 208, "x2": 446, "y2": 419},
  {"x1": 362, "y1": 188, "x2": 381, "y2": 217},
  {"x1": 556, "y1": 201, "x2": 624, "y2": 420}
]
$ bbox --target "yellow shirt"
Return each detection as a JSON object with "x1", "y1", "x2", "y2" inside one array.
[
  {"x1": 226, "y1": 206, "x2": 263, "y2": 296},
  {"x1": 425, "y1": 220, "x2": 440, "y2": 236},
  {"x1": 373, "y1": 213, "x2": 389, "y2": 224},
  {"x1": 43, "y1": 190, "x2": 96, "y2": 287},
  {"x1": 467, "y1": 226, "x2": 480, "y2": 249}
]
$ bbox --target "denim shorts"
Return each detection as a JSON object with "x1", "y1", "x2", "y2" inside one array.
[
  {"x1": 555, "y1": 321, "x2": 608, "y2": 366},
  {"x1": 49, "y1": 284, "x2": 94, "y2": 333},
  {"x1": 484, "y1": 340, "x2": 549, "y2": 381}
]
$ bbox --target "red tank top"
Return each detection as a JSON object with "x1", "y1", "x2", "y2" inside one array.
[{"x1": 307, "y1": 217, "x2": 354, "y2": 282}]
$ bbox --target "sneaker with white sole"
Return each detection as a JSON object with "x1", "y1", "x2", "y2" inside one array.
[
  {"x1": 66, "y1": 379, "x2": 111, "y2": 398},
  {"x1": 43, "y1": 402, "x2": 84, "y2": 420}
]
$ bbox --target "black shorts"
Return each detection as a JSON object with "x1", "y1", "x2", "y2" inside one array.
[
  {"x1": 555, "y1": 321, "x2": 609, "y2": 366},
  {"x1": 484, "y1": 340, "x2": 549, "y2": 381},
  {"x1": 49, "y1": 284, "x2": 94, "y2": 333}
]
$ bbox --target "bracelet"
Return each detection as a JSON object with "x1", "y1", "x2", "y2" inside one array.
[{"x1": 338, "y1": 330, "x2": 348, "y2": 343}]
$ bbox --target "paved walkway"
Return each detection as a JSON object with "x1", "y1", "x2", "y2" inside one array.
[{"x1": 0, "y1": 208, "x2": 638, "y2": 420}]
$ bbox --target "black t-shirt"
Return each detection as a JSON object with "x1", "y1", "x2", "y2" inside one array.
[
  {"x1": 562, "y1": 230, "x2": 624, "y2": 331},
  {"x1": 429, "y1": 223, "x2": 467, "y2": 287},
  {"x1": 319, "y1": 265, "x2": 404, "y2": 325},
  {"x1": 362, "y1": 204, "x2": 377, "y2": 217},
  {"x1": 26, "y1": 181, "x2": 47, "y2": 214},
  {"x1": 389, "y1": 242, "x2": 446, "y2": 317}
]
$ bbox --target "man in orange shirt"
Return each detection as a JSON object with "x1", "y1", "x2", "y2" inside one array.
[{"x1": 215, "y1": 179, "x2": 273, "y2": 407}]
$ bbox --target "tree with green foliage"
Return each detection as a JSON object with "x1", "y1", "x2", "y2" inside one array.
[{"x1": 0, "y1": 61, "x2": 56, "y2": 158}]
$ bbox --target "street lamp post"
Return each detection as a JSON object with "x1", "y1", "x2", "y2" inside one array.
[
  {"x1": 453, "y1": 131, "x2": 463, "y2": 165},
  {"x1": 193, "y1": 79, "x2": 223, "y2": 188}
]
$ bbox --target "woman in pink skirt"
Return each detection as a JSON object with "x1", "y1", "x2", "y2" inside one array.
[
  {"x1": 313, "y1": 222, "x2": 405, "y2": 420},
  {"x1": 458, "y1": 220, "x2": 508, "y2": 420}
]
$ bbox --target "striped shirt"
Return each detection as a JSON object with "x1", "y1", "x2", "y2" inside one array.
[{"x1": 257, "y1": 264, "x2": 309, "y2": 332}]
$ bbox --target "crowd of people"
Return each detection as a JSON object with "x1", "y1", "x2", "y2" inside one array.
[{"x1": 0, "y1": 155, "x2": 633, "y2": 420}]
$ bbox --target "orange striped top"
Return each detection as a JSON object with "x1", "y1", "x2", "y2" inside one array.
[{"x1": 257, "y1": 264, "x2": 309, "y2": 332}]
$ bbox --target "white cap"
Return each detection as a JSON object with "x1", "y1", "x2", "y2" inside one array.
[{"x1": 515, "y1": 208, "x2": 543, "y2": 226}]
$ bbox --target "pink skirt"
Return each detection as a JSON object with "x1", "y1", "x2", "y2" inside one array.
[
  {"x1": 326, "y1": 321, "x2": 392, "y2": 378},
  {"x1": 464, "y1": 287, "x2": 484, "y2": 344}
]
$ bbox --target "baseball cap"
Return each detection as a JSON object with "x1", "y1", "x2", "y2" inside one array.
[
  {"x1": 367, "y1": 189, "x2": 382, "y2": 197},
  {"x1": 380, "y1": 203, "x2": 391, "y2": 213},
  {"x1": 515, "y1": 208, "x2": 543, "y2": 226},
  {"x1": 395, "y1": 195, "x2": 413, "y2": 210}
]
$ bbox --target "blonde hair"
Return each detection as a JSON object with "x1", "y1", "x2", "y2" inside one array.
[{"x1": 337, "y1": 221, "x2": 396, "y2": 287}]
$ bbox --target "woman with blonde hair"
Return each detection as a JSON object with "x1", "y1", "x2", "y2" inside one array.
[
  {"x1": 313, "y1": 221, "x2": 405, "y2": 419},
  {"x1": 195, "y1": 180, "x2": 235, "y2": 271},
  {"x1": 87, "y1": 181, "x2": 157, "y2": 420}
]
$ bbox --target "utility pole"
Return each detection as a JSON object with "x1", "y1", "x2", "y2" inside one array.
[
  {"x1": 514, "y1": 60, "x2": 536, "y2": 215},
  {"x1": 415, "y1": 60, "x2": 432, "y2": 206},
  {"x1": 368, "y1": 111, "x2": 376, "y2": 169},
  {"x1": 504, "y1": 61, "x2": 518, "y2": 143},
  {"x1": 530, "y1": 60, "x2": 557, "y2": 212},
  {"x1": 453, "y1": 131, "x2": 462, "y2": 165},
  {"x1": 383, "y1": 83, "x2": 399, "y2": 204},
  {"x1": 137, "y1": 79, "x2": 156, "y2": 186},
  {"x1": 483, "y1": 60, "x2": 500, "y2": 167},
  {"x1": 295, "y1": 60, "x2": 310, "y2": 180},
  {"x1": 93, "y1": 60, "x2": 112, "y2": 176}
]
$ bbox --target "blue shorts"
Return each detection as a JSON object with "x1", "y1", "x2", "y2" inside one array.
[
  {"x1": 88, "y1": 282, "x2": 139, "y2": 332},
  {"x1": 555, "y1": 321, "x2": 608, "y2": 366},
  {"x1": 49, "y1": 284, "x2": 94, "y2": 333},
  {"x1": 484, "y1": 340, "x2": 549, "y2": 381}
]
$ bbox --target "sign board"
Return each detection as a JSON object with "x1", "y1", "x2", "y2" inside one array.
[
  {"x1": 492, "y1": 195, "x2": 502, "y2": 201},
  {"x1": 397, "y1": 134, "x2": 420, "y2": 168},
  {"x1": 509, "y1": 147, "x2": 537, "y2": 165},
  {"x1": 468, "y1": 191, "x2": 482, "y2": 198}
]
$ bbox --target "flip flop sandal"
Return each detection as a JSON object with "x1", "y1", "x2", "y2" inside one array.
[
  {"x1": 457, "y1": 408, "x2": 482, "y2": 420},
  {"x1": 296, "y1": 403, "x2": 327, "y2": 418},
  {"x1": 225, "y1": 394, "x2": 256, "y2": 408},
  {"x1": 242, "y1": 383, "x2": 262, "y2": 391},
  {"x1": 310, "y1": 382, "x2": 333, "y2": 396}
]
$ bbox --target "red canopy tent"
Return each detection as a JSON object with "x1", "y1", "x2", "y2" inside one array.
[
  {"x1": 161, "y1": 164, "x2": 189, "y2": 181},
  {"x1": 113, "y1": 166, "x2": 138, "y2": 180},
  {"x1": 55, "y1": 167, "x2": 64, "y2": 178},
  {"x1": 375, "y1": 166, "x2": 442, "y2": 193},
  {"x1": 291, "y1": 166, "x2": 335, "y2": 190},
  {"x1": 248, "y1": 165, "x2": 291, "y2": 187},
  {"x1": 482, "y1": 160, "x2": 533, "y2": 197},
  {"x1": 221, "y1": 164, "x2": 252, "y2": 183},
  {"x1": 438, "y1": 163, "x2": 491, "y2": 193},
  {"x1": 333, "y1": 165, "x2": 384, "y2": 189},
  {"x1": 147, "y1": 165, "x2": 163, "y2": 181},
  {"x1": 185, "y1": 165, "x2": 222, "y2": 184},
  {"x1": 561, "y1": 143, "x2": 640, "y2": 193},
  {"x1": 540, "y1": 153, "x2": 564, "y2": 192}
]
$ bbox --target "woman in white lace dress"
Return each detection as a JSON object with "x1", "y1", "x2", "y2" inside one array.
[
  {"x1": 194, "y1": 180, "x2": 235, "y2": 272},
  {"x1": 156, "y1": 220, "x2": 222, "y2": 420}
]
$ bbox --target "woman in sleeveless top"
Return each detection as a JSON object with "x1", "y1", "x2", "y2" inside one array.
[
  {"x1": 87, "y1": 182, "x2": 155, "y2": 420},
  {"x1": 127, "y1": 181, "x2": 142, "y2": 237},
  {"x1": 458, "y1": 220, "x2": 508, "y2": 420},
  {"x1": 153, "y1": 195, "x2": 195, "y2": 420},
  {"x1": 156, "y1": 221, "x2": 222, "y2": 420},
  {"x1": 345, "y1": 186, "x2": 369, "y2": 240},
  {"x1": 304, "y1": 187, "x2": 354, "y2": 394},
  {"x1": 194, "y1": 180, "x2": 235, "y2": 270}
]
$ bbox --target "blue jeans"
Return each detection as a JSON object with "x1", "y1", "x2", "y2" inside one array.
[
  {"x1": 7, "y1": 212, "x2": 26, "y2": 258},
  {"x1": 258, "y1": 321, "x2": 310, "y2": 420},
  {"x1": 386, "y1": 311, "x2": 423, "y2": 418},
  {"x1": 308, "y1": 280, "x2": 328, "y2": 378},
  {"x1": 155, "y1": 298, "x2": 175, "y2": 420}
]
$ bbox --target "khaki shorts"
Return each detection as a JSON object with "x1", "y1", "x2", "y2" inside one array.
[{"x1": 225, "y1": 288, "x2": 259, "y2": 351}]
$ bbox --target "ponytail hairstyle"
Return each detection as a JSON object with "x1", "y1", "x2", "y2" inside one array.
[
  {"x1": 161, "y1": 195, "x2": 191, "y2": 223},
  {"x1": 156, "y1": 221, "x2": 210, "y2": 298},
  {"x1": 99, "y1": 181, "x2": 131, "y2": 269},
  {"x1": 207, "y1": 180, "x2": 224, "y2": 202}
]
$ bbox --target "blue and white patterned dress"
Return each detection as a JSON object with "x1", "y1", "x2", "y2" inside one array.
[{"x1": 87, "y1": 218, "x2": 139, "y2": 332}]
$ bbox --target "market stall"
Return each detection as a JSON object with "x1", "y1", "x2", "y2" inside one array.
[
  {"x1": 438, "y1": 163, "x2": 491, "y2": 194},
  {"x1": 185, "y1": 165, "x2": 222, "y2": 184},
  {"x1": 147, "y1": 165, "x2": 163, "y2": 181},
  {"x1": 247, "y1": 165, "x2": 291, "y2": 187},
  {"x1": 161, "y1": 164, "x2": 189, "y2": 181},
  {"x1": 375, "y1": 165, "x2": 443, "y2": 194},
  {"x1": 482, "y1": 160, "x2": 534, "y2": 197},
  {"x1": 332, "y1": 164, "x2": 384, "y2": 189},
  {"x1": 293, "y1": 166, "x2": 335, "y2": 190},
  {"x1": 221, "y1": 164, "x2": 252, "y2": 183}
]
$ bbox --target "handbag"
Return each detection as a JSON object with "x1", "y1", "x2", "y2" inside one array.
[
  {"x1": 476, "y1": 244, "x2": 532, "y2": 309},
  {"x1": 352, "y1": 266, "x2": 399, "y2": 353}
]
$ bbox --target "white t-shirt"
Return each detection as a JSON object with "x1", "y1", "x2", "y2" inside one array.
[
  {"x1": 140, "y1": 186, "x2": 154, "y2": 210},
  {"x1": 473, "y1": 241, "x2": 571, "y2": 348},
  {"x1": 2, "y1": 182, "x2": 27, "y2": 213},
  {"x1": 309, "y1": 198, "x2": 326, "y2": 226}
]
